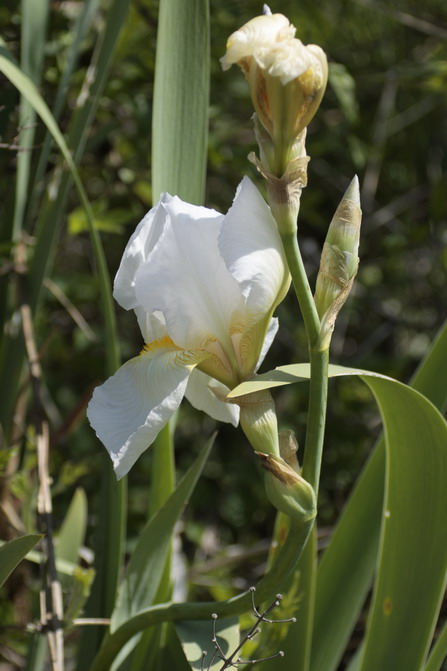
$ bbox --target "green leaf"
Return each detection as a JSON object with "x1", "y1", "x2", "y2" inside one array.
[
  {"x1": 424, "y1": 619, "x2": 447, "y2": 671},
  {"x1": 311, "y1": 319, "x2": 447, "y2": 671},
  {"x1": 57, "y1": 487, "x2": 87, "y2": 566},
  {"x1": 108, "y1": 435, "x2": 215, "y2": 663},
  {"x1": 175, "y1": 616, "x2": 240, "y2": 670},
  {"x1": 357, "y1": 377, "x2": 447, "y2": 671},
  {"x1": 227, "y1": 363, "x2": 388, "y2": 398},
  {"x1": 229, "y1": 351, "x2": 447, "y2": 669},
  {"x1": 152, "y1": 0, "x2": 210, "y2": 204},
  {"x1": 0, "y1": 534, "x2": 42, "y2": 587},
  {"x1": 13, "y1": 0, "x2": 49, "y2": 240}
]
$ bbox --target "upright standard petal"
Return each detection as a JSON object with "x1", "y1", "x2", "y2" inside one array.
[
  {"x1": 87, "y1": 340, "x2": 208, "y2": 478},
  {"x1": 218, "y1": 177, "x2": 289, "y2": 322},
  {"x1": 113, "y1": 199, "x2": 168, "y2": 310},
  {"x1": 134, "y1": 196, "x2": 245, "y2": 356}
]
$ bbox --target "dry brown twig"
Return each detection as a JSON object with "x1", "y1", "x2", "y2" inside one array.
[{"x1": 16, "y1": 241, "x2": 65, "y2": 671}]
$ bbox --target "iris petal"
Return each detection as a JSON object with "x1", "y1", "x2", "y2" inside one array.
[
  {"x1": 87, "y1": 343, "x2": 208, "y2": 478},
  {"x1": 185, "y1": 369, "x2": 239, "y2": 426}
]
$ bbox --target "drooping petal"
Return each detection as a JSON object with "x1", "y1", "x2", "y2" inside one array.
[
  {"x1": 87, "y1": 342, "x2": 208, "y2": 479},
  {"x1": 134, "y1": 196, "x2": 245, "y2": 355},
  {"x1": 219, "y1": 177, "x2": 289, "y2": 323},
  {"x1": 185, "y1": 369, "x2": 239, "y2": 426}
]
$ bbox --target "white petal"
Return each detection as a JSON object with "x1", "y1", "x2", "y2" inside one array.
[
  {"x1": 221, "y1": 14, "x2": 295, "y2": 69},
  {"x1": 113, "y1": 197, "x2": 169, "y2": 311},
  {"x1": 87, "y1": 344, "x2": 207, "y2": 479},
  {"x1": 256, "y1": 39, "x2": 319, "y2": 85},
  {"x1": 134, "y1": 308, "x2": 168, "y2": 344},
  {"x1": 134, "y1": 196, "x2": 245, "y2": 352},
  {"x1": 185, "y1": 369, "x2": 239, "y2": 426},
  {"x1": 219, "y1": 177, "x2": 288, "y2": 322}
]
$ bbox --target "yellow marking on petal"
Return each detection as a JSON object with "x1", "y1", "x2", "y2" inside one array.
[
  {"x1": 140, "y1": 335, "x2": 180, "y2": 356},
  {"x1": 140, "y1": 336, "x2": 210, "y2": 372}
]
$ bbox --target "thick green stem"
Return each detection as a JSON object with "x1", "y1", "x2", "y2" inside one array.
[
  {"x1": 302, "y1": 347, "x2": 329, "y2": 496},
  {"x1": 279, "y1": 225, "x2": 329, "y2": 671},
  {"x1": 280, "y1": 231, "x2": 320, "y2": 348}
]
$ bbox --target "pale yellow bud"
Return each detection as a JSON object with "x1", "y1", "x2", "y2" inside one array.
[{"x1": 221, "y1": 12, "x2": 328, "y2": 176}]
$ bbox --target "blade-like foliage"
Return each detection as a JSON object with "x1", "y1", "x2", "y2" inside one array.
[
  {"x1": 176, "y1": 617, "x2": 240, "y2": 670},
  {"x1": 229, "y1": 354, "x2": 447, "y2": 671},
  {"x1": 104, "y1": 435, "x2": 215, "y2": 667},
  {"x1": 0, "y1": 534, "x2": 42, "y2": 587},
  {"x1": 311, "y1": 320, "x2": 447, "y2": 671},
  {"x1": 357, "y1": 376, "x2": 447, "y2": 670},
  {"x1": 152, "y1": 0, "x2": 210, "y2": 204}
]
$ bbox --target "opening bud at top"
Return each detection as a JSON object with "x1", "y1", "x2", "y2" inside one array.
[
  {"x1": 314, "y1": 177, "x2": 362, "y2": 350},
  {"x1": 221, "y1": 12, "x2": 328, "y2": 175}
]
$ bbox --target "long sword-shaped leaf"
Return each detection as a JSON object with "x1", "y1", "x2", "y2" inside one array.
[
  {"x1": 152, "y1": 0, "x2": 210, "y2": 203},
  {"x1": 356, "y1": 375, "x2": 447, "y2": 670},
  {"x1": 424, "y1": 620, "x2": 447, "y2": 671},
  {"x1": 13, "y1": 0, "x2": 49, "y2": 240},
  {"x1": 128, "y1": 4, "x2": 210, "y2": 667},
  {"x1": 0, "y1": 534, "x2": 42, "y2": 587},
  {"x1": 227, "y1": 335, "x2": 447, "y2": 671},
  {"x1": 311, "y1": 320, "x2": 447, "y2": 671},
  {"x1": 101, "y1": 435, "x2": 215, "y2": 667}
]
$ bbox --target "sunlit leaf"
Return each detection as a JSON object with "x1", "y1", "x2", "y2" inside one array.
[{"x1": 176, "y1": 616, "x2": 240, "y2": 671}]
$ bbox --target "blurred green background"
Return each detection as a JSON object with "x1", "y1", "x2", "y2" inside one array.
[{"x1": 0, "y1": 0, "x2": 446, "y2": 660}]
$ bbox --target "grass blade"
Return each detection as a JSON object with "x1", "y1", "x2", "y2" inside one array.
[{"x1": 0, "y1": 534, "x2": 42, "y2": 587}]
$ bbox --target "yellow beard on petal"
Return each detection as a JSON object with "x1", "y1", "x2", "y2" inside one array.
[{"x1": 140, "y1": 335, "x2": 179, "y2": 355}]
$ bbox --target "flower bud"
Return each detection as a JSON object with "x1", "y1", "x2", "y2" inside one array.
[
  {"x1": 238, "y1": 390, "x2": 279, "y2": 458},
  {"x1": 314, "y1": 177, "x2": 362, "y2": 349},
  {"x1": 256, "y1": 452, "x2": 316, "y2": 523},
  {"x1": 221, "y1": 10, "x2": 328, "y2": 176}
]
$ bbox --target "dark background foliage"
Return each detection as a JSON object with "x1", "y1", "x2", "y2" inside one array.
[{"x1": 0, "y1": 0, "x2": 446, "y2": 646}]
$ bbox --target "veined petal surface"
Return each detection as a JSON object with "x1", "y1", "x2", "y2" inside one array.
[
  {"x1": 134, "y1": 195, "x2": 245, "y2": 353},
  {"x1": 219, "y1": 177, "x2": 289, "y2": 322},
  {"x1": 87, "y1": 342, "x2": 208, "y2": 478},
  {"x1": 185, "y1": 369, "x2": 239, "y2": 426}
]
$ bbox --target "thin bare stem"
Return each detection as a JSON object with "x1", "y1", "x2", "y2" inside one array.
[{"x1": 18, "y1": 241, "x2": 64, "y2": 671}]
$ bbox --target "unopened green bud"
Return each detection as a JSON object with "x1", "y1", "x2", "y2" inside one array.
[
  {"x1": 256, "y1": 452, "x2": 316, "y2": 523},
  {"x1": 314, "y1": 176, "x2": 362, "y2": 349},
  {"x1": 238, "y1": 390, "x2": 279, "y2": 458}
]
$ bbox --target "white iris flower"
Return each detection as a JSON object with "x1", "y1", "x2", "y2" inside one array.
[{"x1": 87, "y1": 177, "x2": 290, "y2": 478}]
